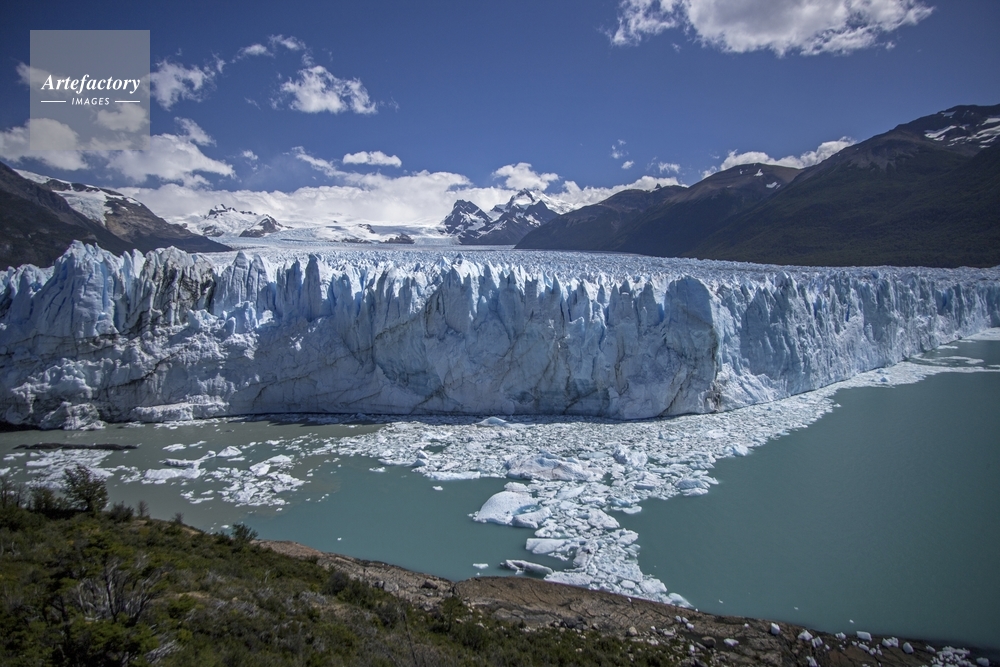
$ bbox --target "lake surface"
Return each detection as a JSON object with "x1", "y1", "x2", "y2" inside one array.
[
  {"x1": 1, "y1": 337, "x2": 997, "y2": 651},
  {"x1": 621, "y1": 338, "x2": 1000, "y2": 652}
]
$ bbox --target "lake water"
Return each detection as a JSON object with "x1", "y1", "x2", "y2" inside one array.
[
  {"x1": 1, "y1": 337, "x2": 997, "y2": 651},
  {"x1": 621, "y1": 338, "x2": 1000, "y2": 652}
]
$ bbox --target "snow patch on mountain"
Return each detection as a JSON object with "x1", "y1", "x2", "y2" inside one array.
[{"x1": 15, "y1": 170, "x2": 144, "y2": 227}]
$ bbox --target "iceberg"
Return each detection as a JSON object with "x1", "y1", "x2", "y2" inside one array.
[{"x1": 1, "y1": 242, "x2": 998, "y2": 429}]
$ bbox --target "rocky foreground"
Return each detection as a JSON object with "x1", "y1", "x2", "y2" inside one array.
[{"x1": 261, "y1": 540, "x2": 994, "y2": 667}]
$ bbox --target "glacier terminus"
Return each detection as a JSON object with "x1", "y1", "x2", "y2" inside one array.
[{"x1": 1, "y1": 242, "x2": 998, "y2": 429}]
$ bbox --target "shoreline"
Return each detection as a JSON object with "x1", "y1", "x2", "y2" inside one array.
[{"x1": 259, "y1": 539, "x2": 997, "y2": 667}]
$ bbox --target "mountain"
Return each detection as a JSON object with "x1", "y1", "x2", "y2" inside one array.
[
  {"x1": 442, "y1": 189, "x2": 567, "y2": 245},
  {"x1": 0, "y1": 164, "x2": 229, "y2": 269},
  {"x1": 518, "y1": 104, "x2": 1000, "y2": 268},
  {"x1": 690, "y1": 105, "x2": 1000, "y2": 267},
  {"x1": 515, "y1": 164, "x2": 799, "y2": 255},
  {"x1": 0, "y1": 161, "x2": 136, "y2": 269},
  {"x1": 187, "y1": 204, "x2": 286, "y2": 239}
]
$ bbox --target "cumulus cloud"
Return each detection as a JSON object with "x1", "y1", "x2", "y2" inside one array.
[
  {"x1": 717, "y1": 137, "x2": 855, "y2": 171},
  {"x1": 150, "y1": 60, "x2": 217, "y2": 109},
  {"x1": 493, "y1": 163, "x2": 560, "y2": 191},
  {"x1": 241, "y1": 150, "x2": 259, "y2": 162},
  {"x1": 610, "y1": 0, "x2": 934, "y2": 55},
  {"x1": 0, "y1": 119, "x2": 89, "y2": 170},
  {"x1": 280, "y1": 66, "x2": 376, "y2": 114},
  {"x1": 621, "y1": 160, "x2": 634, "y2": 169},
  {"x1": 106, "y1": 119, "x2": 233, "y2": 186},
  {"x1": 343, "y1": 150, "x2": 402, "y2": 167}
]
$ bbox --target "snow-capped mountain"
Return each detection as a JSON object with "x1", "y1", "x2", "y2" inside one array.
[
  {"x1": 442, "y1": 189, "x2": 569, "y2": 245},
  {"x1": 4, "y1": 167, "x2": 227, "y2": 267},
  {"x1": 188, "y1": 205, "x2": 285, "y2": 238}
]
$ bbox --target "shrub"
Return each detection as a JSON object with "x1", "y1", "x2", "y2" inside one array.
[
  {"x1": 63, "y1": 464, "x2": 108, "y2": 514},
  {"x1": 108, "y1": 501, "x2": 135, "y2": 523},
  {"x1": 231, "y1": 523, "x2": 258, "y2": 547}
]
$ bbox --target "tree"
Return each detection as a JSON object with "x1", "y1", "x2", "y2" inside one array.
[{"x1": 63, "y1": 464, "x2": 109, "y2": 514}]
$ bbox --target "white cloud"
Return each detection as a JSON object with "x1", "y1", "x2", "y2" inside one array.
[
  {"x1": 0, "y1": 119, "x2": 89, "y2": 170},
  {"x1": 558, "y1": 175, "x2": 683, "y2": 207},
  {"x1": 293, "y1": 146, "x2": 343, "y2": 177},
  {"x1": 654, "y1": 161, "x2": 681, "y2": 173},
  {"x1": 241, "y1": 150, "x2": 259, "y2": 162},
  {"x1": 280, "y1": 66, "x2": 376, "y2": 114},
  {"x1": 175, "y1": 118, "x2": 214, "y2": 146},
  {"x1": 621, "y1": 160, "x2": 634, "y2": 169},
  {"x1": 343, "y1": 151, "x2": 402, "y2": 167},
  {"x1": 269, "y1": 34, "x2": 307, "y2": 51},
  {"x1": 237, "y1": 43, "x2": 270, "y2": 58},
  {"x1": 95, "y1": 102, "x2": 149, "y2": 133},
  {"x1": 150, "y1": 60, "x2": 216, "y2": 109},
  {"x1": 105, "y1": 120, "x2": 233, "y2": 186},
  {"x1": 610, "y1": 139, "x2": 628, "y2": 160},
  {"x1": 716, "y1": 136, "x2": 856, "y2": 172},
  {"x1": 610, "y1": 0, "x2": 934, "y2": 55},
  {"x1": 492, "y1": 163, "x2": 560, "y2": 191}
]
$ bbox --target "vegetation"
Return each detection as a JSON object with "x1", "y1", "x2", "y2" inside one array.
[{"x1": 0, "y1": 471, "x2": 686, "y2": 666}]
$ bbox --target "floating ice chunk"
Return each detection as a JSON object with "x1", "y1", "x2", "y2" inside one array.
[
  {"x1": 556, "y1": 485, "x2": 586, "y2": 500},
  {"x1": 856, "y1": 631, "x2": 872, "y2": 641},
  {"x1": 502, "y1": 559, "x2": 553, "y2": 576},
  {"x1": 621, "y1": 506, "x2": 642, "y2": 514},
  {"x1": 0, "y1": 467, "x2": 10, "y2": 476},
  {"x1": 474, "y1": 490, "x2": 537, "y2": 525},
  {"x1": 144, "y1": 467, "x2": 202, "y2": 481},
  {"x1": 505, "y1": 482, "x2": 530, "y2": 493},
  {"x1": 369, "y1": 466, "x2": 386, "y2": 473},
  {"x1": 432, "y1": 486, "x2": 443, "y2": 491},
  {"x1": 668, "y1": 592, "x2": 693, "y2": 608},
  {"x1": 731, "y1": 444, "x2": 749, "y2": 456},
  {"x1": 250, "y1": 462, "x2": 271, "y2": 476},
  {"x1": 586, "y1": 509, "x2": 620, "y2": 530},
  {"x1": 613, "y1": 446, "x2": 648, "y2": 468},
  {"x1": 217, "y1": 446, "x2": 242, "y2": 458},
  {"x1": 266, "y1": 455, "x2": 293, "y2": 466},
  {"x1": 639, "y1": 578, "x2": 667, "y2": 595},
  {"x1": 511, "y1": 507, "x2": 551, "y2": 529},
  {"x1": 545, "y1": 571, "x2": 593, "y2": 586},
  {"x1": 163, "y1": 444, "x2": 186, "y2": 452},
  {"x1": 505, "y1": 453, "x2": 602, "y2": 482},
  {"x1": 525, "y1": 538, "x2": 567, "y2": 555},
  {"x1": 426, "y1": 470, "x2": 481, "y2": 480},
  {"x1": 163, "y1": 458, "x2": 199, "y2": 468},
  {"x1": 473, "y1": 563, "x2": 489, "y2": 569},
  {"x1": 476, "y1": 416, "x2": 510, "y2": 427}
]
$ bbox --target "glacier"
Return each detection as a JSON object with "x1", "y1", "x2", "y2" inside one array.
[{"x1": 1, "y1": 241, "x2": 999, "y2": 429}]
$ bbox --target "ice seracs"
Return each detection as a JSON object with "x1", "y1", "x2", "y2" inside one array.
[{"x1": 1, "y1": 243, "x2": 999, "y2": 429}]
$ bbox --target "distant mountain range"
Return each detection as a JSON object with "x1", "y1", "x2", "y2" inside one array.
[
  {"x1": 185, "y1": 205, "x2": 286, "y2": 239},
  {"x1": 0, "y1": 163, "x2": 228, "y2": 270},
  {"x1": 443, "y1": 189, "x2": 570, "y2": 245},
  {"x1": 517, "y1": 104, "x2": 1000, "y2": 268}
]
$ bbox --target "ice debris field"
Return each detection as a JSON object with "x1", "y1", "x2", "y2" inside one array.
[{"x1": 2, "y1": 323, "x2": 998, "y2": 607}]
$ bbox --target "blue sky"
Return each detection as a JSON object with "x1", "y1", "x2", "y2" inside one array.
[{"x1": 1, "y1": 0, "x2": 998, "y2": 227}]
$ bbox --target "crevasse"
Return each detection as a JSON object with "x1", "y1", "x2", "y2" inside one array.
[{"x1": 1, "y1": 242, "x2": 998, "y2": 429}]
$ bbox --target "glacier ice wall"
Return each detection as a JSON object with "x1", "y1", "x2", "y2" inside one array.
[{"x1": 1, "y1": 242, "x2": 999, "y2": 428}]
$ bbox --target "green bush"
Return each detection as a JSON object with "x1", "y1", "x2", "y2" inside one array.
[{"x1": 62, "y1": 464, "x2": 108, "y2": 514}]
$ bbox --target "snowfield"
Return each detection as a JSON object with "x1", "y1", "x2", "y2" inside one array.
[{"x1": 1, "y1": 242, "x2": 999, "y2": 429}]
